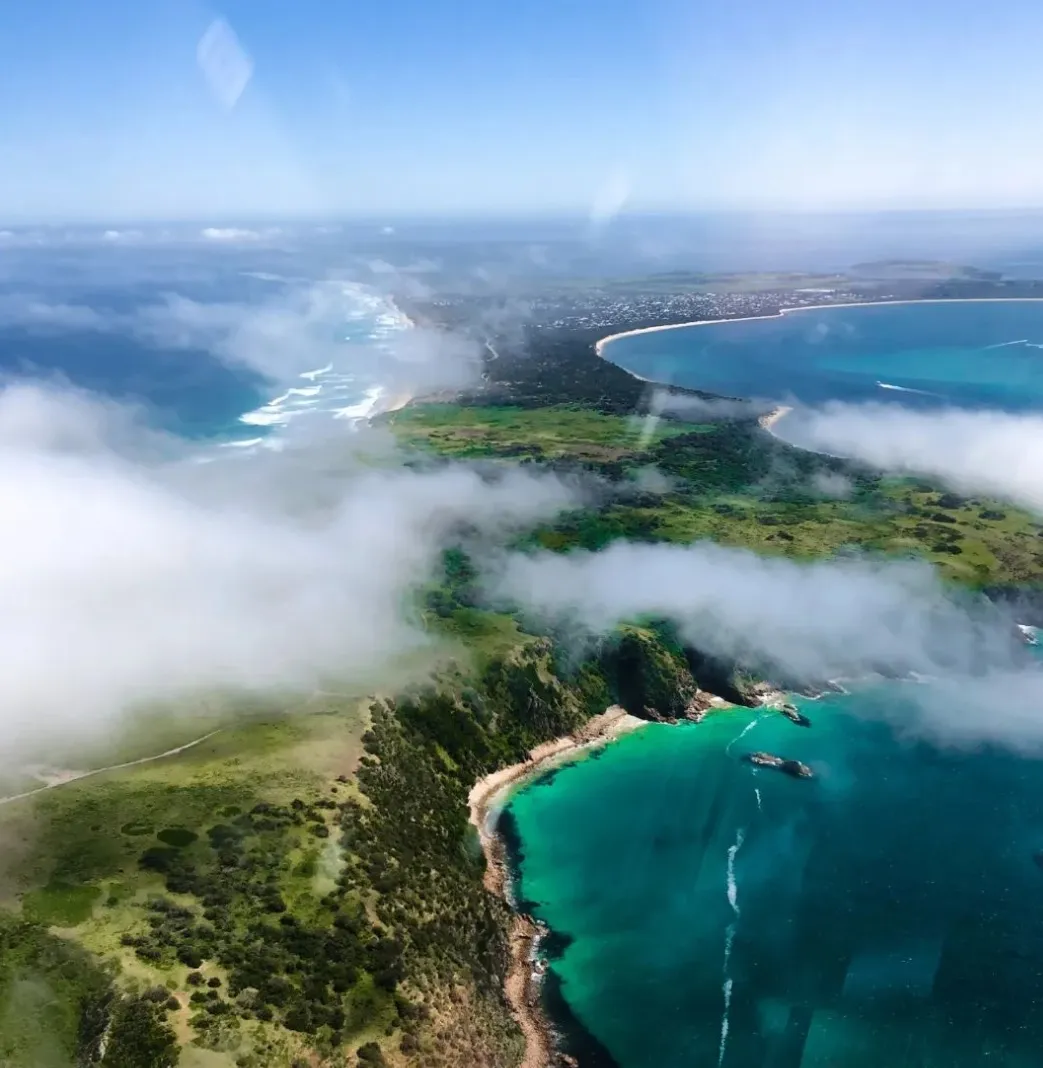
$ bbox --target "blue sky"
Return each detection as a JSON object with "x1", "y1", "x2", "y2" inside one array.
[{"x1": 3, "y1": 0, "x2": 1043, "y2": 220}]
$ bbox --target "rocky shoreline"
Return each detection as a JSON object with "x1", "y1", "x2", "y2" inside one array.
[
  {"x1": 467, "y1": 706, "x2": 644, "y2": 1068},
  {"x1": 467, "y1": 683, "x2": 825, "y2": 1067}
]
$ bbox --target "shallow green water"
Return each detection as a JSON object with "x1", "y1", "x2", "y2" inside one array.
[{"x1": 506, "y1": 691, "x2": 1043, "y2": 1067}]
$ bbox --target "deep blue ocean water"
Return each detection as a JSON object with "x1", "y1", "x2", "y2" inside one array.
[{"x1": 601, "y1": 301, "x2": 1043, "y2": 413}]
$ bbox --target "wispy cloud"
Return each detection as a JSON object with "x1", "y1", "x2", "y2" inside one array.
[
  {"x1": 492, "y1": 538, "x2": 1043, "y2": 748},
  {"x1": 0, "y1": 282, "x2": 481, "y2": 388},
  {"x1": 0, "y1": 382, "x2": 572, "y2": 758},
  {"x1": 784, "y1": 404, "x2": 1043, "y2": 514},
  {"x1": 497, "y1": 540, "x2": 1013, "y2": 683},
  {"x1": 200, "y1": 227, "x2": 279, "y2": 242}
]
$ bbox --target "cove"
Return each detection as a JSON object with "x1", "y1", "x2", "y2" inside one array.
[
  {"x1": 505, "y1": 689, "x2": 1043, "y2": 1067},
  {"x1": 599, "y1": 301, "x2": 1043, "y2": 413}
]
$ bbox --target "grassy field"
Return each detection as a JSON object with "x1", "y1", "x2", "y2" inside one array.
[
  {"x1": 0, "y1": 697, "x2": 377, "y2": 1067},
  {"x1": 391, "y1": 402, "x2": 1043, "y2": 587},
  {"x1": 389, "y1": 403, "x2": 691, "y2": 463}
]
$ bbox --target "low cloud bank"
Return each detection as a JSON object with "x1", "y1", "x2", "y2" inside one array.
[
  {"x1": 783, "y1": 404, "x2": 1043, "y2": 513},
  {"x1": 0, "y1": 384, "x2": 570, "y2": 757},
  {"x1": 494, "y1": 539, "x2": 1043, "y2": 748},
  {"x1": 498, "y1": 540, "x2": 1011, "y2": 682},
  {"x1": 0, "y1": 281, "x2": 480, "y2": 391}
]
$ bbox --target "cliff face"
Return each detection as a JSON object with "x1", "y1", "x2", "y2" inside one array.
[{"x1": 600, "y1": 626, "x2": 699, "y2": 720}]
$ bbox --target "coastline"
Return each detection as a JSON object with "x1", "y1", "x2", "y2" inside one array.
[
  {"x1": 594, "y1": 297, "x2": 1043, "y2": 356},
  {"x1": 757, "y1": 404, "x2": 794, "y2": 434},
  {"x1": 468, "y1": 706, "x2": 645, "y2": 1068},
  {"x1": 375, "y1": 389, "x2": 414, "y2": 415}
]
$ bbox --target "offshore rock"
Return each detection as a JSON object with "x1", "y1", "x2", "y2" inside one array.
[
  {"x1": 745, "y1": 751, "x2": 814, "y2": 779},
  {"x1": 779, "y1": 702, "x2": 812, "y2": 727}
]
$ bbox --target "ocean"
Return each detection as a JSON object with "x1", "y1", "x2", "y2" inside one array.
[
  {"x1": 513, "y1": 299, "x2": 1043, "y2": 1067},
  {"x1": 0, "y1": 279, "x2": 412, "y2": 452},
  {"x1": 506, "y1": 687, "x2": 1043, "y2": 1068}
]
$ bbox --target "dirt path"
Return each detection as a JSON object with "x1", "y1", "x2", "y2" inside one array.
[{"x1": 0, "y1": 730, "x2": 222, "y2": 808}]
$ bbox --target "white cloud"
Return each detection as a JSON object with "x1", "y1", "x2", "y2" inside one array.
[
  {"x1": 784, "y1": 404, "x2": 1043, "y2": 513},
  {"x1": 102, "y1": 229, "x2": 143, "y2": 243},
  {"x1": 0, "y1": 383, "x2": 572, "y2": 758},
  {"x1": 0, "y1": 294, "x2": 109, "y2": 332},
  {"x1": 0, "y1": 282, "x2": 481, "y2": 389},
  {"x1": 200, "y1": 227, "x2": 279, "y2": 242},
  {"x1": 496, "y1": 540, "x2": 1014, "y2": 686},
  {"x1": 589, "y1": 169, "x2": 631, "y2": 226}
]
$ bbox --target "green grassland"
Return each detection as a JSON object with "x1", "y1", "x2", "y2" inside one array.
[
  {"x1": 0, "y1": 652, "x2": 580, "y2": 1068},
  {"x1": 390, "y1": 402, "x2": 691, "y2": 463},
  {"x1": 0, "y1": 701, "x2": 392, "y2": 1068},
  {"x1": 389, "y1": 402, "x2": 1043, "y2": 587}
]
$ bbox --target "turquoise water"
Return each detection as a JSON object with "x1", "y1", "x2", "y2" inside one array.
[
  {"x1": 512, "y1": 300, "x2": 1043, "y2": 1066},
  {"x1": 601, "y1": 301, "x2": 1043, "y2": 411},
  {"x1": 507, "y1": 694, "x2": 1043, "y2": 1066}
]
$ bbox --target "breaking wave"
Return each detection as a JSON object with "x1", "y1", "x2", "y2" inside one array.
[{"x1": 229, "y1": 284, "x2": 412, "y2": 453}]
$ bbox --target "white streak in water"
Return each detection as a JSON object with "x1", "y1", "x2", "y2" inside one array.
[
  {"x1": 719, "y1": 976, "x2": 733, "y2": 1066},
  {"x1": 754, "y1": 787, "x2": 762, "y2": 811},
  {"x1": 725, "y1": 718, "x2": 758, "y2": 756},
  {"x1": 719, "y1": 826, "x2": 745, "y2": 1067},
  {"x1": 333, "y1": 386, "x2": 384, "y2": 421},
  {"x1": 726, "y1": 828, "x2": 744, "y2": 916},
  {"x1": 983, "y1": 339, "x2": 1028, "y2": 349},
  {"x1": 875, "y1": 381, "x2": 940, "y2": 396}
]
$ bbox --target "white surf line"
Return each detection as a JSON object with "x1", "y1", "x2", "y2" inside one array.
[
  {"x1": 875, "y1": 381, "x2": 941, "y2": 396},
  {"x1": 726, "y1": 828, "x2": 744, "y2": 916},
  {"x1": 984, "y1": 339, "x2": 1029, "y2": 349},
  {"x1": 0, "y1": 731, "x2": 222, "y2": 807},
  {"x1": 300, "y1": 362, "x2": 333, "y2": 380},
  {"x1": 725, "y1": 718, "x2": 759, "y2": 757},
  {"x1": 595, "y1": 299, "x2": 1043, "y2": 357},
  {"x1": 719, "y1": 826, "x2": 746, "y2": 1067}
]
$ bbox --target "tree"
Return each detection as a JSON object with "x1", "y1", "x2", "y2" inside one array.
[
  {"x1": 357, "y1": 1042, "x2": 388, "y2": 1067},
  {"x1": 101, "y1": 995, "x2": 179, "y2": 1068}
]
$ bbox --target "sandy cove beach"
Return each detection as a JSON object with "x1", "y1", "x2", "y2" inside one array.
[
  {"x1": 376, "y1": 390, "x2": 414, "y2": 415},
  {"x1": 468, "y1": 706, "x2": 645, "y2": 1068},
  {"x1": 594, "y1": 297, "x2": 1043, "y2": 357},
  {"x1": 758, "y1": 404, "x2": 794, "y2": 433}
]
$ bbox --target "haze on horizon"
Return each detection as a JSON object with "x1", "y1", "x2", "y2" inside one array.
[{"x1": 4, "y1": 0, "x2": 1043, "y2": 222}]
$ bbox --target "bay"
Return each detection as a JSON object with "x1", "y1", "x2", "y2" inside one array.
[
  {"x1": 507, "y1": 691, "x2": 1043, "y2": 1067},
  {"x1": 600, "y1": 301, "x2": 1043, "y2": 413}
]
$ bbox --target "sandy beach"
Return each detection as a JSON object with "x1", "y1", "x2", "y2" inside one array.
[
  {"x1": 468, "y1": 706, "x2": 645, "y2": 1068},
  {"x1": 376, "y1": 390, "x2": 414, "y2": 415},
  {"x1": 594, "y1": 297, "x2": 1043, "y2": 357},
  {"x1": 757, "y1": 404, "x2": 794, "y2": 434}
]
